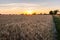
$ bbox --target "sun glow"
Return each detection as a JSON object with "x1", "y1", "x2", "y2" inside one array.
[{"x1": 24, "y1": 10, "x2": 34, "y2": 15}]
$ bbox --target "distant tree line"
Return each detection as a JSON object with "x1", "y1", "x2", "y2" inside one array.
[
  {"x1": 0, "y1": 10, "x2": 59, "y2": 15},
  {"x1": 49, "y1": 10, "x2": 59, "y2": 15}
]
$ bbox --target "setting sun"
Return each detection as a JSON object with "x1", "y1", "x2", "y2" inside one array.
[
  {"x1": 27, "y1": 10, "x2": 33, "y2": 14},
  {"x1": 24, "y1": 10, "x2": 34, "y2": 15}
]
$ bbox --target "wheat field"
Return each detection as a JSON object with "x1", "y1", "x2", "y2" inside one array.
[{"x1": 0, "y1": 15, "x2": 55, "y2": 40}]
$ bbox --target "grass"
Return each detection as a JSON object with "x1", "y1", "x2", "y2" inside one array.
[{"x1": 53, "y1": 15, "x2": 60, "y2": 40}]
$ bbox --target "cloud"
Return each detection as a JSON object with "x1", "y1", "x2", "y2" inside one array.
[
  {"x1": 0, "y1": 3, "x2": 41, "y2": 14},
  {"x1": 0, "y1": 2, "x2": 46, "y2": 11},
  {"x1": 0, "y1": 2, "x2": 60, "y2": 10},
  {"x1": 0, "y1": 2, "x2": 60, "y2": 14}
]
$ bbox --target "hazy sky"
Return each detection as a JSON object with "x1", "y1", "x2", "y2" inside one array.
[{"x1": 0, "y1": 0, "x2": 60, "y2": 14}]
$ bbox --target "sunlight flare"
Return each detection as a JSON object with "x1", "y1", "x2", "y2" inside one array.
[{"x1": 24, "y1": 10, "x2": 34, "y2": 15}]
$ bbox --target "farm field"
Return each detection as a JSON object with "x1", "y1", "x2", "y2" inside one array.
[{"x1": 0, "y1": 15, "x2": 55, "y2": 40}]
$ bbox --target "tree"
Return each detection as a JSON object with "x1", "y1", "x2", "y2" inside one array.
[
  {"x1": 32, "y1": 12, "x2": 36, "y2": 15},
  {"x1": 49, "y1": 10, "x2": 59, "y2": 15},
  {"x1": 54, "y1": 10, "x2": 59, "y2": 15},
  {"x1": 49, "y1": 11, "x2": 54, "y2": 15},
  {"x1": 0, "y1": 14, "x2": 1, "y2": 15},
  {"x1": 44, "y1": 13, "x2": 46, "y2": 15}
]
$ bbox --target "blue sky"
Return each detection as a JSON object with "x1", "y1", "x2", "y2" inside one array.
[
  {"x1": 0, "y1": 0, "x2": 60, "y2": 14},
  {"x1": 0, "y1": 0, "x2": 60, "y2": 3}
]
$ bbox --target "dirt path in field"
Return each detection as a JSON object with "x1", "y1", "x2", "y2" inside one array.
[{"x1": 52, "y1": 16, "x2": 57, "y2": 40}]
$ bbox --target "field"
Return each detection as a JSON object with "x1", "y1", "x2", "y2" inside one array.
[
  {"x1": 0, "y1": 15, "x2": 55, "y2": 40},
  {"x1": 53, "y1": 15, "x2": 60, "y2": 40}
]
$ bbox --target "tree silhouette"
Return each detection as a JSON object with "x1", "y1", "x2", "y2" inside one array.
[
  {"x1": 49, "y1": 10, "x2": 59, "y2": 15},
  {"x1": 49, "y1": 11, "x2": 53, "y2": 15},
  {"x1": 32, "y1": 12, "x2": 36, "y2": 15},
  {"x1": 0, "y1": 13, "x2": 1, "y2": 15},
  {"x1": 54, "y1": 10, "x2": 59, "y2": 15}
]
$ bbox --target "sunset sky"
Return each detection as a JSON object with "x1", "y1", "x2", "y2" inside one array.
[{"x1": 0, "y1": 0, "x2": 60, "y2": 14}]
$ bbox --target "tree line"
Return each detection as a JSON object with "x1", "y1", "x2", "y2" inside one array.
[
  {"x1": 49, "y1": 10, "x2": 59, "y2": 15},
  {"x1": 0, "y1": 10, "x2": 59, "y2": 15}
]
